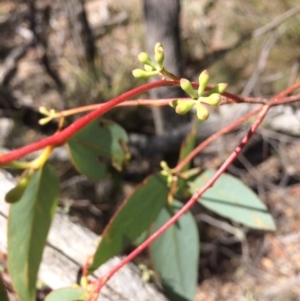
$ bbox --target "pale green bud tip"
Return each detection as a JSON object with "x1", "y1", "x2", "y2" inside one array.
[
  {"x1": 216, "y1": 83, "x2": 228, "y2": 94},
  {"x1": 160, "y1": 160, "x2": 169, "y2": 170},
  {"x1": 175, "y1": 100, "x2": 196, "y2": 115},
  {"x1": 154, "y1": 42, "x2": 164, "y2": 68},
  {"x1": 198, "y1": 70, "x2": 210, "y2": 95},
  {"x1": 201, "y1": 93, "x2": 221, "y2": 106},
  {"x1": 154, "y1": 42, "x2": 164, "y2": 54},
  {"x1": 132, "y1": 69, "x2": 158, "y2": 79},
  {"x1": 138, "y1": 52, "x2": 152, "y2": 64},
  {"x1": 39, "y1": 106, "x2": 49, "y2": 115},
  {"x1": 144, "y1": 64, "x2": 156, "y2": 72},
  {"x1": 39, "y1": 117, "x2": 52, "y2": 125},
  {"x1": 196, "y1": 102, "x2": 209, "y2": 120},
  {"x1": 207, "y1": 83, "x2": 228, "y2": 95},
  {"x1": 49, "y1": 109, "x2": 56, "y2": 116},
  {"x1": 180, "y1": 78, "x2": 198, "y2": 98}
]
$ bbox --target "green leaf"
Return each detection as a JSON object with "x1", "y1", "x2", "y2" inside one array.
[
  {"x1": 68, "y1": 119, "x2": 130, "y2": 180},
  {"x1": 150, "y1": 200, "x2": 199, "y2": 301},
  {"x1": 45, "y1": 287, "x2": 88, "y2": 301},
  {"x1": 0, "y1": 273, "x2": 9, "y2": 301},
  {"x1": 8, "y1": 164, "x2": 59, "y2": 301},
  {"x1": 189, "y1": 169, "x2": 276, "y2": 230},
  {"x1": 89, "y1": 173, "x2": 168, "y2": 273}
]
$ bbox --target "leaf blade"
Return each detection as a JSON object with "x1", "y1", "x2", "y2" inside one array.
[
  {"x1": 89, "y1": 173, "x2": 168, "y2": 272},
  {"x1": 68, "y1": 119, "x2": 130, "y2": 180},
  {"x1": 8, "y1": 164, "x2": 59, "y2": 301},
  {"x1": 45, "y1": 287, "x2": 88, "y2": 301},
  {"x1": 190, "y1": 169, "x2": 276, "y2": 230},
  {"x1": 150, "y1": 200, "x2": 199, "y2": 301}
]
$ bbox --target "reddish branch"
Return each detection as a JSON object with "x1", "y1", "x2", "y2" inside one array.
[
  {"x1": 87, "y1": 80, "x2": 300, "y2": 300},
  {"x1": 0, "y1": 80, "x2": 175, "y2": 164},
  {"x1": 1, "y1": 77, "x2": 299, "y2": 165}
]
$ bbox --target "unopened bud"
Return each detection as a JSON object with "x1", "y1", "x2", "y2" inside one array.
[
  {"x1": 207, "y1": 83, "x2": 228, "y2": 95},
  {"x1": 144, "y1": 64, "x2": 156, "y2": 72},
  {"x1": 201, "y1": 93, "x2": 221, "y2": 106},
  {"x1": 196, "y1": 102, "x2": 209, "y2": 120},
  {"x1": 39, "y1": 106, "x2": 49, "y2": 115},
  {"x1": 180, "y1": 79, "x2": 198, "y2": 98},
  {"x1": 39, "y1": 116, "x2": 52, "y2": 125},
  {"x1": 175, "y1": 100, "x2": 196, "y2": 115},
  {"x1": 198, "y1": 70, "x2": 210, "y2": 95},
  {"x1": 154, "y1": 42, "x2": 164, "y2": 68},
  {"x1": 132, "y1": 69, "x2": 158, "y2": 79},
  {"x1": 138, "y1": 52, "x2": 151, "y2": 64}
]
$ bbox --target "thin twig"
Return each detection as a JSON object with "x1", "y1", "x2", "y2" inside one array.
[
  {"x1": 253, "y1": 4, "x2": 300, "y2": 37},
  {"x1": 242, "y1": 30, "x2": 282, "y2": 96}
]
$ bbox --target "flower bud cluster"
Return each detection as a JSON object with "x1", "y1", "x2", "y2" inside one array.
[
  {"x1": 160, "y1": 161, "x2": 173, "y2": 186},
  {"x1": 39, "y1": 107, "x2": 57, "y2": 125},
  {"x1": 170, "y1": 70, "x2": 228, "y2": 121},
  {"x1": 132, "y1": 42, "x2": 165, "y2": 79}
]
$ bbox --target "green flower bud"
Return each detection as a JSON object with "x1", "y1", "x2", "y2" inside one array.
[
  {"x1": 175, "y1": 100, "x2": 196, "y2": 115},
  {"x1": 39, "y1": 116, "x2": 52, "y2": 125},
  {"x1": 144, "y1": 64, "x2": 156, "y2": 72},
  {"x1": 196, "y1": 102, "x2": 209, "y2": 120},
  {"x1": 198, "y1": 70, "x2": 210, "y2": 95},
  {"x1": 169, "y1": 99, "x2": 179, "y2": 108},
  {"x1": 138, "y1": 52, "x2": 151, "y2": 64},
  {"x1": 180, "y1": 79, "x2": 198, "y2": 98},
  {"x1": 207, "y1": 83, "x2": 228, "y2": 95},
  {"x1": 201, "y1": 93, "x2": 221, "y2": 106},
  {"x1": 160, "y1": 160, "x2": 169, "y2": 171},
  {"x1": 132, "y1": 69, "x2": 158, "y2": 79},
  {"x1": 161, "y1": 170, "x2": 169, "y2": 176},
  {"x1": 39, "y1": 106, "x2": 49, "y2": 115},
  {"x1": 138, "y1": 52, "x2": 157, "y2": 69},
  {"x1": 5, "y1": 173, "x2": 32, "y2": 203},
  {"x1": 154, "y1": 43, "x2": 165, "y2": 68},
  {"x1": 167, "y1": 174, "x2": 173, "y2": 186}
]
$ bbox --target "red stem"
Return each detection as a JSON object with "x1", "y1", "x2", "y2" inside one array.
[
  {"x1": 88, "y1": 104, "x2": 270, "y2": 300},
  {"x1": 173, "y1": 105, "x2": 262, "y2": 173},
  {"x1": 0, "y1": 80, "x2": 178, "y2": 165},
  {"x1": 88, "y1": 80, "x2": 300, "y2": 299}
]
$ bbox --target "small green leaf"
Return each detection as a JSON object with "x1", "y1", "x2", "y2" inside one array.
[
  {"x1": 89, "y1": 173, "x2": 168, "y2": 273},
  {"x1": 150, "y1": 200, "x2": 199, "y2": 301},
  {"x1": 8, "y1": 164, "x2": 59, "y2": 301},
  {"x1": 189, "y1": 169, "x2": 276, "y2": 230},
  {"x1": 45, "y1": 287, "x2": 88, "y2": 301},
  {"x1": 68, "y1": 119, "x2": 130, "y2": 180},
  {"x1": 0, "y1": 273, "x2": 9, "y2": 301}
]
